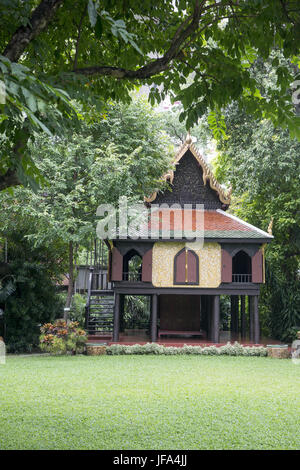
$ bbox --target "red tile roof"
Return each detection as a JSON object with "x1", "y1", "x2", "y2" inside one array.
[{"x1": 129, "y1": 208, "x2": 273, "y2": 240}]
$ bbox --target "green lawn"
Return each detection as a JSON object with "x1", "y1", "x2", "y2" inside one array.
[{"x1": 0, "y1": 355, "x2": 299, "y2": 450}]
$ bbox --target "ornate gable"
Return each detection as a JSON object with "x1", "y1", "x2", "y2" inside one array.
[{"x1": 145, "y1": 136, "x2": 231, "y2": 209}]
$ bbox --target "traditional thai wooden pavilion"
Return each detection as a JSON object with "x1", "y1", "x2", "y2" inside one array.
[{"x1": 85, "y1": 135, "x2": 273, "y2": 344}]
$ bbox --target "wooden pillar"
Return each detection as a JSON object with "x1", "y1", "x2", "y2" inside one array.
[
  {"x1": 230, "y1": 296, "x2": 239, "y2": 334},
  {"x1": 248, "y1": 295, "x2": 251, "y2": 340},
  {"x1": 253, "y1": 295, "x2": 260, "y2": 344},
  {"x1": 113, "y1": 293, "x2": 120, "y2": 342},
  {"x1": 119, "y1": 294, "x2": 125, "y2": 333},
  {"x1": 249, "y1": 296, "x2": 254, "y2": 343},
  {"x1": 207, "y1": 296, "x2": 212, "y2": 340},
  {"x1": 151, "y1": 294, "x2": 158, "y2": 342},
  {"x1": 212, "y1": 295, "x2": 220, "y2": 343},
  {"x1": 240, "y1": 295, "x2": 246, "y2": 338},
  {"x1": 230, "y1": 295, "x2": 234, "y2": 332},
  {"x1": 236, "y1": 297, "x2": 240, "y2": 334}
]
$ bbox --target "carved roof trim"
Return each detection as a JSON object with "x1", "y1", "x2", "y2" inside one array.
[{"x1": 144, "y1": 137, "x2": 232, "y2": 205}]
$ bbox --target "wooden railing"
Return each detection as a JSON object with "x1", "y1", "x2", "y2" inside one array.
[
  {"x1": 123, "y1": 272, "x2": 142, "y2": 282},
  {"x1": 91, "y1": 270, "x2": 112, "y2": 291},
  {"x1": 232, "y1": 274, "x2": 252, "y2": 283}
]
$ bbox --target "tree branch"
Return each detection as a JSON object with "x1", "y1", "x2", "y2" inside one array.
[
  {"x1": 73, "y1": 4, "x2": 87, "y2": 71},
  {"x1": 3, "y1": 0, "x2": 63, "y2": 62},
  {"x1": 73, "y1": 0, "x2": 201, "y2": 79}
]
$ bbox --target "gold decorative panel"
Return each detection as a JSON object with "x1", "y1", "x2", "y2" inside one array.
[{"x1": 152, "y1": 242, "x2": 221, "y2": 288}]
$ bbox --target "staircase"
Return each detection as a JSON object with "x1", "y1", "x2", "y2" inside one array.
[{"x1": 85, "y1": 268, "x2": 114, "y2": 340}]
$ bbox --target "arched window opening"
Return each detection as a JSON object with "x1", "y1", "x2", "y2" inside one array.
[
  {"x1": 123, "y1": 249, "x2": 142, "y2": 282},
  {"x1": 174, "y1": 248, "x2": 199, "y2": 285},
  {"x1": 232, "y1": 251, "x2": 252, "y2": 283}
]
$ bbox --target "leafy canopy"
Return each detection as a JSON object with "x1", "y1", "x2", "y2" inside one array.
[
  {"x1": 0, "y1": 0, "x2": 299, "y2": 189},
  {"x1": 214, "y1": 103, "x2": 300, "y2": 340}
]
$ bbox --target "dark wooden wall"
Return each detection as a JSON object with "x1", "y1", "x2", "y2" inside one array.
[
  {"x1": 221, "y1": 249, "x2": 232, "y2": 282},
  {"x1": 159, "y1": 295, "x2": 201, "y2": 330},
  {"x1": 252, "y1": 249, "x2": 263, "y2": 283},
  {"x1": 142, "y1": 248, "x2": 152, "y2": 282},
  {"x1": 111, "y1": 247, "x2": 123, "y2": 281}
]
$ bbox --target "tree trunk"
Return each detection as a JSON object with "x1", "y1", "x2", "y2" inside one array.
[
  {"x1": 3, "y1": 0, "x2": 63, "y2": 62},
  {"x1": 65, "y1": 241, "x2": 74, "y2": 317}
]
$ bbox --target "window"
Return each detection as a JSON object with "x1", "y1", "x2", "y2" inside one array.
[
  {"x1": 174, "y1": 248, "x2": 199, "y2": 285},
  {"x1": 232, "y1": 250, "x2": 252, "y2": 283},
  {"x1": 123, "y1": 249, "x2": 142, "y2": 282}
]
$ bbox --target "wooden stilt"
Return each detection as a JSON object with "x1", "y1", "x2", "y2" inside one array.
[
  {"x1": 231, "y1": 295, "x2": 239, "y2": 334},
  {"x1": 113, "y1": 293, "x2": 120, "y2": 342},
  {"x1": 253, "y1": 295, "x2": 260, "y2": 344},
  {"x1": 212, "y1": 295, "x2": 220, "y2": 343},
  {"x1": 249, "y1": 296, "x2": 254, "y2": 343},
  {"x1": 151, "y1": 294, "x2": 158, "y2": 342},
  {"x1": 119, "y1": 294, "x2": 125, "y2": 332},
  {"x1": 230, "y1": 295, "x2": 235, "y2": 332},
  {"x1": 241, "y1": 295, "x2": 246, "y2": 338}
]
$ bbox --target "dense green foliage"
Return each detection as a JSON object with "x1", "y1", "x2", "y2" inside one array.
[
  {"x1": 215, "y1": 104, "x2": 300, "y2": 341},
  {"x1": 3, "y1": 263, "x2": 64, "y2": 353},
  {"x1": 1, "y1": 355, "x2": 299, "y2": 449},
  {"x1": 0, "y1": 0, "x2": 299, "y2": 189},
  {"x1": 0, "y1": 98, "x2": 173, "y2": 346}
]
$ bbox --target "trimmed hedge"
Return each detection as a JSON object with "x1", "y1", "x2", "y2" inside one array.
[{"x1": 106, "y1": 342, "x2": 268, "y2": 356}]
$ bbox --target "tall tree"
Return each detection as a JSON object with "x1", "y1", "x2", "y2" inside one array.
[
  {"x1": 0, "y1": 98, "x2": 173, "y2": 307},
  {"x1": 0, "y1": 0, "x2": 299, "y2": 189},
  {"x1": 214, "y1": 103, "x2": 300, "y2": 340}
]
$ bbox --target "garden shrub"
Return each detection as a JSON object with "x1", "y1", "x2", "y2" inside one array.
[
  {"x1": 106, "y1": 342, "x2": 268, "y2": 357},
  {"x1": 69, "y1": 293, "x2": 86, "y2": 326},
  {"x1": 39, "y1": 320, "x2": 87, "y2": 355},
  {"x1": 4, "y1": 261, "x2": 64, "y2": 353}
]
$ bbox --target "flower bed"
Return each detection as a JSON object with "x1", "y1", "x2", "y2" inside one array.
[
  {"x1": 39, "y1": 320, "x2": 87, "y2": 355},
  {"x1": 106, "y1": 342, "x2": 268, "y2": 356}
]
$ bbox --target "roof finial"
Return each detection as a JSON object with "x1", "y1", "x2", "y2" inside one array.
[
  {"x1": 185, "y1": 130, "x2": 192, "y2": 145},
  {"x1": 268, "y1": 217, "x2": 273, "y2": 235}
]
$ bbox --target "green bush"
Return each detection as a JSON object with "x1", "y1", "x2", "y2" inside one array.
[
  {"x1": 39, "y1": 320, "x2": 87, "y2": 355},
  {"x1": 4, "y1": 261, "x2": 64, "y2": 353},
  {"x1": 69, "y1": 293, "x2": 86, "y2": 326},
  {"x1": 106, "y1": 342, "x2": 268, "y2": 357}
]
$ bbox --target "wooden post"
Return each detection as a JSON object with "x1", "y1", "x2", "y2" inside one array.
[
  {"x1": 241, "y1": 295, "x2": 246, "y2": 338},
  {"x1": 249, "y1": 296, "x2": 254, "y2": 343},
  {"x1": 230, "y1": 296, "x2": 239, "y2": 335},
  {"x1": 206, "y1": 296, "x2": 212, "y2": 340},
  {"x1": 199, "y1": 295, "x2": 202, "y2": 330},
  {"x1": 236, "y1": 296, "x2": 240, "y2": 335},
  {"x1": 248, "y1": 295, "x2": 251, "y2": 340},
  {"x1": 253, "y1": 295, "x2": 260, "y2": 344},
  {"x1": 212, "y1": 295, "x2": 220, "y2": 343},
  {"x1": 113, "y1": 293, "x2": 120, "y2": 342},
  {"x1": 119, "y1": 294, "x2": 125, "y2": 332},
  {"x1": 230, "y1": 295, "x2": 235, "y2": 332},
  {"x1": 151, "y1": 294, "x2": 158, "y2": 342}
]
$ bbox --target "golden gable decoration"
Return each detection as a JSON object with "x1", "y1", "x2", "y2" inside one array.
[{"x1": 145, "y1": 134, "x2": 232, "y2": 205}]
